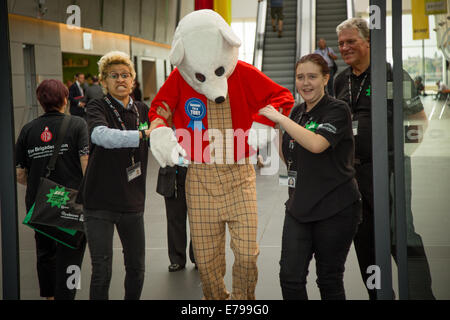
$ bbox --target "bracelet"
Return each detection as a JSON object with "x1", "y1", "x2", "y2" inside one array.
[{"x1": 140, "y1": 129, "x2": 147, "y2": 140}]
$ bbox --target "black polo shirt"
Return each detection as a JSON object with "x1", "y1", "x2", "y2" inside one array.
[
  {"x1": 282, "y1": 94, "x2": 360, "y2": 223},
  {"x1": 78, "y1": 94, "x2": 150, "y2": 213},
  {"x1": 334, "y1": 64, "x2": 424, "y2": 162},
  {"x1": 15, "y1": 112, "x2": 89, "y2": 212}
]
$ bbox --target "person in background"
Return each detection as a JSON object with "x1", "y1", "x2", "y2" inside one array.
[
  {"x1": 259, "y1": 53, "x2": 362, "y2": 300},
  {"x1": 435, "y1": 80, "x2": 450, "y2": 100},
  {"x1": 84, "y1": 76, "x2": 104, "y2": 104},
  {"x1": 414, "y1": 76, "x2": 426, "y2": 96},
  {"x1": 69, "y1": 73, "x2": 86, "y2": 118},
  {"x1": 334, "y1": 17, "x2": 434, "y2": 300},
  {"x1": 269, "y1": 0, "x2": 284, "y2": 38},
  {"x1": 15, "y1": 79, "x2": 89, "y2": 300},
  {"x1": 155, "y1": 106, "x2": 196, "y2": 272},
  {"x1": 314, "y1": 38, "x2": 338, "y2": 96},
  {"x1": 83, "y1": 74, "x2": 93, "y2": 91},
  {"x1": 132, "y1": 80, "x2": 143, "y2": 102},
  {"x1": 159, "y1": 165, "x2": 197, "y2": 272}
]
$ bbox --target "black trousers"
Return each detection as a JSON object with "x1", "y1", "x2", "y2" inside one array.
[
  {"x1": 279, "y1": 200, "x2": 362, "y2": 300},
  {"x1": 83, "y1": 210, "x2": 145, "y2": 300},
  {"x1": 164, "y1": 166, "x2": 195, "y2": 266},
  {"x1": 353, "y1": 158, "x2": 435, "y2": 300},
  {"x1": 34, "y1": 231, "x2": 86, "y2": 299}
]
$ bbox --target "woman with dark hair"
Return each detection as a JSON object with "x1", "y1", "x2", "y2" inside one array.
[
  {"x1": 15, "y1": 79, "x2": 89, "y2": 300},
  {"x1": 259, "y1": 53, "x2": 362, "y2": 300}
]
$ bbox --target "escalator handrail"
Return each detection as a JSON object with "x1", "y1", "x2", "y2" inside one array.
[{"x1": 253, "y1": 0, "x2": 267, "y2": 70}]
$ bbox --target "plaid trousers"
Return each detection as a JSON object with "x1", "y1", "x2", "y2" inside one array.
[{"x1": 186, "y1": 98, "x2": 259, "y2": 300}]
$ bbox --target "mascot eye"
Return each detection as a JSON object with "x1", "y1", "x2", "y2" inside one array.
[
  {"x1": 215, "y1": 67, "x2": 225, "y2": 77},
  {"x1": 195, "y1": 73, "x2": 206, "y2": 82}
]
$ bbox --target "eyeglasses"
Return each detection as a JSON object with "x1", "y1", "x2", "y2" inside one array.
[
  {"x1": 338, "y1": 39, "x2": 360, "y2": 48},
  {"x1": 107, "y1": 72, "x2": 132, "y2": 80}
]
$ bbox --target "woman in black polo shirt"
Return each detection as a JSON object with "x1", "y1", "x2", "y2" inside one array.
[{"x1": 259, "y1": 53, "x2": 361, "y2": 300}]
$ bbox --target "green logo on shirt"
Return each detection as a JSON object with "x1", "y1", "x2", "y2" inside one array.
[
  {"x1": 305, "y1": 121, "x2": 319, "y2": 132},
  {"x1": 139, "y1": 122, "x2": 149, "y2": 130},
  {"x1": 366, "y1": 85, "x2": 371, "y2": 96}
]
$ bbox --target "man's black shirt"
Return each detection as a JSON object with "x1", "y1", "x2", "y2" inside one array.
[{"x1": 334, "y1": 65, "x2": 424, "y2": 162}]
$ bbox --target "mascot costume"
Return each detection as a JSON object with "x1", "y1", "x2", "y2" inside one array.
[{"x1": 148, "y1": 10, "x2": 293, "y2": 300}]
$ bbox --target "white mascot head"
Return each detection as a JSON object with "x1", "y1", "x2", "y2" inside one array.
[{"x1": 170, "y1": 9, "x2": 241, "y2": 103}]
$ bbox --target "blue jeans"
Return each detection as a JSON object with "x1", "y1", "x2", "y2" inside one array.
[
  {"x1": 279, "y1": 200, "x2": 362, "y2": 300},
  {"x1": 84, "y1": 209, "x2": 145, "y2": 300}
]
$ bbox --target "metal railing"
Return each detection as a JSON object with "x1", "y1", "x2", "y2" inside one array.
[
  {"x1": 253, "y1": 0, "x2": 267, "y2": 70},
  {"x1": 347, "y1": 0, "x2": 355, "y2": 19}
]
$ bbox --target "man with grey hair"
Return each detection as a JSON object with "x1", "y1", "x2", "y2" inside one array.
[{"x1": 334, "y1": 18, "x2": 435, "y2": 300}]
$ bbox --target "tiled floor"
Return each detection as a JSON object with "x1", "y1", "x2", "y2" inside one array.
[{"x1": 1, "y1": 95, "x2": 449, "y2": 300}]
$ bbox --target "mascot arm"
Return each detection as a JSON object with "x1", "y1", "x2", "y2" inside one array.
[
  {"x1": 241, "y1": 63, "x2": 294, "y2": 127},
  {"x1": 148, "y1": 70, "x2": 181, "y2": 126},
  {"x1": 148, "y1": 70, "x2": 187, "y2": 168},
  {"x1": 241, "y1": 63, "x2": 294, "y2": 150}
]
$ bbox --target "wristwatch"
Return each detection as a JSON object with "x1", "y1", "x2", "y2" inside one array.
[{"x1": 140, "y1": 129, "x2": 147, "y2": 140}]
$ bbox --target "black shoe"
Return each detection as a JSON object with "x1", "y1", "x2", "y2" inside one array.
[{"x1": 168, "y1": 263, "x2": 185, "y2": 272}]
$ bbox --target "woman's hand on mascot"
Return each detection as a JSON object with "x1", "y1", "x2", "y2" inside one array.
[
  {"x1": 157, "y1": 101, "x2": 173, "y2": 127},
  {"x1": 259, "y1": 105, "x2": 285, "y2": 123}
]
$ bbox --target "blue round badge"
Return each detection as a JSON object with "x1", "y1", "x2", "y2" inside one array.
[{"x1": 185, "y1": 98, "x2": 206, "y2": 131}]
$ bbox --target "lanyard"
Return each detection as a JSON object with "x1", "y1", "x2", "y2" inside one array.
[
  {"x1": 104, "y1": 96, "x2": 140, "y2": 130},
  {"x1": 104, "y1": 96, "x2": 140, "y2": 164},
  {"x1": 348, "y1": 73, "x2": 368, "y2": 110},
  {"x1": 287, "y1": 108, "x2": 307, "y2": 171}
]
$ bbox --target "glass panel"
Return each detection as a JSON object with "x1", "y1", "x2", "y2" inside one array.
[
  {"x1": 388, "y1": 8, "x2": 450, "y2": 300},
  {"x1": 231, "y1": 19, "x2": 256, "y2": 65}
]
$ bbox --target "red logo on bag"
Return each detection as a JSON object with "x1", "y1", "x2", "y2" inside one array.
[{"x1": 40, "y1": 127, "x2": 53, "y2": 142}]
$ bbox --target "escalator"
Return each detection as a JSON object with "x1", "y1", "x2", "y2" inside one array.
[
  {"x1": 254, "y1": 0, "x2": 348, "y2": 99},
  {"x1": 260, "y1": 0, "x2": 298, "y2": 96},
  {"x1": 315, "y1": 0, "x2": 348, "y2": 74}
]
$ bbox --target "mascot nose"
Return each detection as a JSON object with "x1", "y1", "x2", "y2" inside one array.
[{"x1": 215, "y1": 96, "x2": 225, "y2": 104}]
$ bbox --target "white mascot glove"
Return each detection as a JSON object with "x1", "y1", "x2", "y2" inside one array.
[
  {"x1": 150, "y1": 126, "x2": 187, "y2": 168},
  {"x1": 247, "y1": 122, "x2": 276, "y2": 151}
]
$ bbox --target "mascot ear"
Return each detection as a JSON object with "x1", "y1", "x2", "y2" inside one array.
[
  {"x1": 170, "y1": 38, "x2": 184, "y2": 66},
  {"x1": 219, "y1": 26, "x2": 241, "y2": 48}
]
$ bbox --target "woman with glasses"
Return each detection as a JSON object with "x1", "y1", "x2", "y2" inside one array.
[{"x1": 77, "y1": 51, "x2": 167, "y2": 300}]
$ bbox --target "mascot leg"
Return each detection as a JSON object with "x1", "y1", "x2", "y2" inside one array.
[
  {"x1": 186, "y1": 163, "x2": 259, "y2": 300},
  {"x1": 227, "y1": 164, "x2": 259, "y2": 300},
  {"x1": 186, "y1": 165, "x2": 230, "y2": 300}
]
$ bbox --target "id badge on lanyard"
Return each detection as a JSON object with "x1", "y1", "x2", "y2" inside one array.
[
  {"x1": 348, "y1": 74, "x2": 367, "y2": 137},
  {"x1": 104, "y1": 96, "x2": 142, "y2": 182},
  {"x1": 126, "y1": 155, "x2": 142, "y2": 182},
  {"x1": 279, "y1": 136, "x2": 298, "y2": 188}
]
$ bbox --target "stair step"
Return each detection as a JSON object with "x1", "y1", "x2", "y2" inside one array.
[
  {"x1": 263, "y1": 70, "x2": 294, "y2": 78},
  {"x1": 264, "y1": 49, "x2": 296, "y2": 58},
  {"x1": 264, "y1": 42, "x2": 296, "y2": 51},
  {"x1": 262, "y1": 0, "x2": 297, "y2": 97},
  {"x1": 265, "y1": 30, "x2": 296, "y2": 38},
  {"x1": 263, "y1": 56, "x2": 295, "y2": 64},
  {"x1": 263, "y1": 62, "x2": 295, "y2": 72}
]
